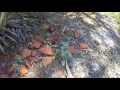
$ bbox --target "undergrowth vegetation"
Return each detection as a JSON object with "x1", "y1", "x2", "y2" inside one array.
[{"x1": 105, "y1": 12, "x2": 120, "y2": 23}]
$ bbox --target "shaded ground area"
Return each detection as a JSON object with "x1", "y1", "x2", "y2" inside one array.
[{"x1": 0, "y1": 12, "x2": 120, "y2": 78}]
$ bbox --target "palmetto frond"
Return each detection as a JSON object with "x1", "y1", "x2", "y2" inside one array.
[
  {"x1": 0, "y1": 43, "x2": 4, "y2": 52},
  {"x1": 0, "y1": 12, "x2": 40, "y2": 53},
  {"x1": 0, "y1": 12, "x2": 7, "y2": 27},
  {"x1": 0, "y1": 28, "x2": 20, "y2": 53}
]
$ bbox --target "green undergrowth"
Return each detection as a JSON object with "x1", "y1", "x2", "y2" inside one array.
[
  {"x1": 115, "y1": 25, "x2": 120, "y2": 30},
  {"x1": 105, "y1": 12, "x2": 120, "y2": 23}
]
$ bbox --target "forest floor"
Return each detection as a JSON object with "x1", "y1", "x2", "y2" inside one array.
[{"x1": 0, "y1": 12, "x2": 120, "y2": 78}]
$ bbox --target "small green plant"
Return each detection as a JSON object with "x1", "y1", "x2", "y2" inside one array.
[
  {"x1": 90, "y1": 13, "x2": 97, "y2": 18},
  {"x1": 115, "y1": 25, "x2": 120, "y2": 30},
  {"x1": 60, "y1": 42, "x2": 73, "y2": 62},
  {"x1": 105, "y1": 12, "x2": 120, "y2": 23},
  {"x1": 13, "y1": 55, "x2": 24, "y2": 67},
  {"x1": 55, "y1": 53, "x2": 62, "y2": 60}
]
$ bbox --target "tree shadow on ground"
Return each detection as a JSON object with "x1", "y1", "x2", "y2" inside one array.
[
  {"x1": 38, "y1": 12, "x2": 120, "y2": 78},
  {"x1": 3, "y1": 12, "x2": 120, "y2": 78},
  {"x1": 79, "y1": 12, "x2": 120, "y2": 78}
]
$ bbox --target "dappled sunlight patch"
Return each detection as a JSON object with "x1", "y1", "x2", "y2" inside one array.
[
  {"x1": 73, "y1": 62, "x2": 88, "y2": 78},
  {"x1": 107, "y1": 63, "x2": 120, "y2": 78},
  {"x1": 90, "y1": 27, "x2": 115, "y2": 48},
  {"x1": 88, "y1": 48, "x2": 99, "y2": 57},
  {"x1": 90, "y1": 13, "x2": 97, "y2": 18},
  {"x1": 101, "y1": 28, "x2": 115, "y2": 48},
  {"x1": 63, "y1": 12, "x2": 77, "y2": 19},
  {"x1": 97, "y1": 58, "x2": 108, "y2": 66},
  {"x1": 103, "y1": 35, "x2": 115, "y2": 47},
  {"x1": 115, "y1": 25, "x2": 120, "y2": 30},
  {"x1": 81, "y1": 15, "x2": 95, "y2": 25},
  {"x1": 90, "y1": 33, "x2": 103, "y2": 44}
]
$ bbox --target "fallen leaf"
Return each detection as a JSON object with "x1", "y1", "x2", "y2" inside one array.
[
  {"x1": 79, "y1": 43, "x2": 88, "y2": 49},
  {"x1": 31, "y1": 50, "x2": 38, "y2": 56},
  {"x1": 40, "y1": 45, "x2": 54, "y2": 55},
  {"x1": 22, "y1": 49, "x2": 32, "y2": 58},
  {"x1": 20, "y1": 65, "x2": 28, "y2": 77},
  {"x1": 33, "y1": 40, "x2": 42, "y2": 49},
  {"x1": 42, "y1": 56, "x2": 54, "y2": 67}
]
